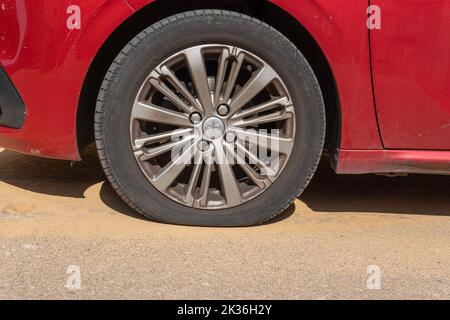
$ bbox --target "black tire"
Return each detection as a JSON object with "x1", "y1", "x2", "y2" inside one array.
[{"x1": 95, "y1": 10, "x2": 325, "y2": 227}]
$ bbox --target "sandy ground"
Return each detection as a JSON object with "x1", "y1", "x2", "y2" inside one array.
[{"x1": 0, "y1": 146, "x2": 449, "y2": 300}]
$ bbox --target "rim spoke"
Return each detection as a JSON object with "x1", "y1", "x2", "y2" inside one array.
[
  {"x1": 230, "y1": 109, "x2": 293, "y2": 128},
  {"x1": 184, "y1": 150, "x2": 204, "y2": 205},
  {"x1": 213, "y1": 139, "x2": 242, "y2": 206},
  {"x1": 240, "y1": 162, "x2": 272, "y2": 188},
  {"x1": 149, "y1": 78, "x2": 192, "y2": 114},
  {"x1": 132, "y1": 101, "x2": 193, "y2": 128},
  {"x1": 134, "y1": 128, "x2": 194, "y2": 150},
  {"x1": 152, "y1": 138, "x2": 199, "y2": 191},
  {"x1": 134, "y1": 134, "x2": 195, "y2": 161},
  {"x1": 184, "y1": 47, "x2": 213, "y2": 115},
  {"x1": 235, "y1": 141, "x2": 277, "y2": 178},
  {"x1": 233, "y1": 128, "x2": 293, "y2": 155},
  {"x1": 224, "y1": 143, "x2": 271, "y2": 189},
  {"x1": 229, "y1": 65, "x2": 277, "y2": 115},
  {"x1": 232, "y1": 96, "x2": 290, "y2": 120},
  {"x1": 221, "y1": 50, "x2": 245, "y2": 104},
  {"x1": 214, "y1": 48, "x2": 230, "y2": 106},
  {"x1": 194, "y1": 148, "x2": 213, "y2": 208},
  {"x1": 158, "y1": 66, "x2": 203, "y2": 112}
]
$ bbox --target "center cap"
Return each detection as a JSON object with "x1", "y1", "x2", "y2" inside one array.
[{"x1": 202, "y1": 117, "x2": 225, "y2": 140}]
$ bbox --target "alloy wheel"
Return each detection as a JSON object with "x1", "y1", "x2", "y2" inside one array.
[{"x1": 130, "y1": 44, "x2": 296, "y2": 209}]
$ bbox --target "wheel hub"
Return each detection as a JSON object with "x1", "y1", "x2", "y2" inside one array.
[{"x1": 202, "y1": 117, "x2": 225, "y2": 140}]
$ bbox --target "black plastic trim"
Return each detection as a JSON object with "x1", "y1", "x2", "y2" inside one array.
[{"x1": 0, "y1": 67, "x2": 25, "y2": 129}]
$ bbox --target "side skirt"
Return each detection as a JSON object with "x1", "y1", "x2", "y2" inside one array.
[{"x1": 336, "y1": 149, "x2": 450, "y2": 175}]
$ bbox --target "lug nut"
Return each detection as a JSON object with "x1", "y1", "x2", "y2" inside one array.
[
  {"x1": 198, "y1": 140, "x2": 210, "y2": 152},
  {"x1": 225, "y1": 132, "x2": 237, "y2": 144},
  {"x1": 217, "y1": 104, "x2": 230, "y2": 116},
  {"x1": 190, "y1": 112, "x2": 202, "y2": 124}
]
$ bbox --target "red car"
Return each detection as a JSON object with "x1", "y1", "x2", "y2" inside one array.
[{"x1": 1, "y1": 0, "x2": 449, "y2": 226}]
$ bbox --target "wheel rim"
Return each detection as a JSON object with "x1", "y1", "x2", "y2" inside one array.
[{"x1": 130, "y1": 44, "x2": 296, "y2": 210}]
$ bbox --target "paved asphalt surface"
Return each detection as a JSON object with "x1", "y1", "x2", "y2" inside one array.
[{"x1": 0, "y1": 146, "x2": 449, "y2": 300}]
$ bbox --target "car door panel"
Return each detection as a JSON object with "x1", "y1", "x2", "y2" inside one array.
[{"x1": 371, "y1": 0, "x2": 450, "y2": 150}]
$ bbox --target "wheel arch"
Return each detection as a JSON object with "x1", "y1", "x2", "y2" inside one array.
[{"x1": 77, "y1": 0, "x2": 341, "y2": 163}]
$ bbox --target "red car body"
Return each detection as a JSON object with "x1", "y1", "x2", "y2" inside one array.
[{"x1": 1, "y1": 0, "x2": 449, "y2": 175}]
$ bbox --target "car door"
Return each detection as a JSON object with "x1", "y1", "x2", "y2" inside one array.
[{"x1": 371, "y1": 0, "x2": 450, "y2": 150}]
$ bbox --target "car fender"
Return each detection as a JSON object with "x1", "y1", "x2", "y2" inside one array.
[{"x1": 0, "y1": 0, "x2": 134, "y2": 160}]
